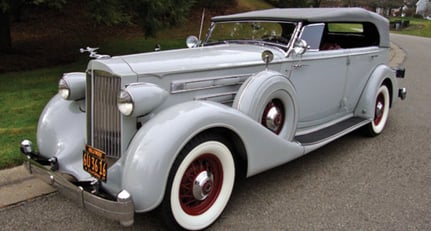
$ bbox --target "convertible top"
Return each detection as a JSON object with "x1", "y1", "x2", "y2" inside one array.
[{"x1": 212, "y1": 8, "x2": 390, "y2": 47}]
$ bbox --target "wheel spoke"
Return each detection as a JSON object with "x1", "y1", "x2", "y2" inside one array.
[{"x1": 179, "y1": 154, "x2": 223, "y2": 215}]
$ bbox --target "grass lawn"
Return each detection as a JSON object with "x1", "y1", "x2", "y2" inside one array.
[
  {"x1": 0, "y1": 66, "x2": 65, "y2": 168},
  {"x1": 391, "y1": 17, "x2": 431, "y2": 37}
]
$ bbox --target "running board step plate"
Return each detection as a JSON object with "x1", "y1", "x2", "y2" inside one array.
[{"x1": 295, "y1": 117, "x2": 369, "y2": 145}]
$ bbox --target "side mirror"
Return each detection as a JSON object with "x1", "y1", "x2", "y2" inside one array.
[
  {"x1": 293, "y1": 39, "x2": 308, "y2": 55},
  {"x1": 186, "y1": 35, "x2": 200, "y2": 48}
]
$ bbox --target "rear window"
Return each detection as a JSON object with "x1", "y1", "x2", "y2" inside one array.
[{"x1": 327, "y1": 23, "x2": 363, "y2": 33}]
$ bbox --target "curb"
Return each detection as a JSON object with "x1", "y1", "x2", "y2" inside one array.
[
  {"x1": 0, "y1": 165, "x2": 56, "y2": 209},
  {"x1": 389, "y1": 42, "x2": 407, "y2": 67},
  {"x1": 0, "y1": 41, "x2": 407, "y2": 209}
]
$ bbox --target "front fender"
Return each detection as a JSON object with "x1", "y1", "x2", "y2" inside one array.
[
  {"x1": 354, "y1": 64, "x2": 398, "y2": 120},
  {"x1": 117, "y1": 101, "x2": 303, "y2": 212},
  {"x1": 37, "y1": 94, "x2": 90, "y2": 180}
]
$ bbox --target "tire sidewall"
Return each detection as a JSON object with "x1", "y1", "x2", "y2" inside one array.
[{"x1": 371, "y1": 85, "x2": 390, "y2": 135}]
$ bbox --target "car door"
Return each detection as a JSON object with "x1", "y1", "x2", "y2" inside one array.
[
  {"x1": 286, "y1": 23, "x2": 349, "y2": 128},
  {"x1": 344, "y1": 46, "x2": 384, "y2": 111},
  {"x1": 339, "y1": 22, "x2": 386, "y2": 111}
]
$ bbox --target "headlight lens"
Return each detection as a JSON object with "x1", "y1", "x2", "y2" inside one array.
[
  {"x1": 58, "y1": 78, "x2": 70, "y2": 99},
  {"x1": 117, "y1": 83, "x2": 168, "y2": 117},
  {"x1": 58, "y1": 72, "x2": 86, "y2": 100},
  {"x1": 117, "y1": 90, "x2": 134, "y2": 116}
]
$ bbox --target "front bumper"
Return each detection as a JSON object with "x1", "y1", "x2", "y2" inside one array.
[{"x1": 20, "y1": 140, "x2": 135, "y2": 227}]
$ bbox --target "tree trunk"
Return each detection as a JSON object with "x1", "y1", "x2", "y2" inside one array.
[
  {"x1": 312, "y1": 0, "x2": 321, "y2": 7},
  {"x1": 0, "y1": 10, "x2": 12, "y2": 52}
]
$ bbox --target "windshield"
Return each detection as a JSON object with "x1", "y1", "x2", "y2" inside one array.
[{"x1": 204, "y1": 21, "x2": 296, "y2": 49}]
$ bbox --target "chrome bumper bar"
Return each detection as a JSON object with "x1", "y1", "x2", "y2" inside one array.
[{"x1": 21, "y1": 141, "x2": 134, "y2": 227}]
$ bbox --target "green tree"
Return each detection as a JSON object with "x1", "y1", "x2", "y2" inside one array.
[
  {"x1": 0, "y1": 0, "x2": 13, "y2": 51},
  {"x1": 1, "y1": 0, "x2": 230, "y2": 52},
  {"x1": 127, "y1": 0, "x2": 196, "y2": 38},
  {"x1": 340, "y1": 0, "x2": 404, "y2": 8},
  {"x1": 195, "y1": 0, "x2": 236, "y2": 10},
  {"x1": 0, "y1": 0, "x2": 66, "y2": 52},
  {"x1": 265, "y1": 0, "x2": 309, "y2": 7},
  {"x1": 310, "y1": 0, "x2": 323, "y2": 7},
  {"x1": 88, "y1": 0, "x2": 196, "y2": 38}
]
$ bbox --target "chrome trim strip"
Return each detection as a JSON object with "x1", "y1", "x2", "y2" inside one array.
[
  {"x1": 170, "y1": 74, "x2": 251, "y2": 94},
  {"x1": 86, "y1": 71, "x2": 92, "y2": 145},
  {"x1": 194, "y1": 91, "x2": 237, "y2": 104}
]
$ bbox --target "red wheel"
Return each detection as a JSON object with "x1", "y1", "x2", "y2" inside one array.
[
  {"x1": 179, "y1": 154, "x2": 223, "y2": 215},
  {"x1": 374, "y1": 92, "x2": 386, "y2": 126},
  {"x1": 364, "y1": 85, "x2": 390, "y2": 136},
  {"x1": 160, "y1": 134, "x2": 235, "y2": 230}
]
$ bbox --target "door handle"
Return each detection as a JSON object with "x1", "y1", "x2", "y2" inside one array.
[{"x1": 293, "y1": 64, "x2": 308, "y2": 69}]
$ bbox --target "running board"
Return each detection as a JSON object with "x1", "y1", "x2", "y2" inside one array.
[{"x1": 295, "y1": 117, "x2": 369, "y2": 146}]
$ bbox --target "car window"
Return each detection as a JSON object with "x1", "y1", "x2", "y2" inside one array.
[
  {"x1": 328, "y1": 23, "x2": 364, "y2": 33},
  {"x1": 299, "y1": 23, "x2": 325, "y2": 51},
  {"x1": 320, "y1": 22, "x2": 380, "y2": 49}
]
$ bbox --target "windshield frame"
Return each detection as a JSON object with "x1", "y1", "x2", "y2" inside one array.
[{"x1": 203, "y1": 20, "x2": 299, "y2": 51}]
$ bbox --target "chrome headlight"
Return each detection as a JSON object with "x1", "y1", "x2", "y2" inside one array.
[
  {"x1": 117, "y1": 83, "x2": 168, "y2": 117},
  {"x1": 58, "y1": 72, "x2": 86, "y2": 100},
  {"x1": 58, "y1": 78, "x2": 70, "y2": 99},
  {"x1": 117, "y1": 90, "x2": 134, "y2": 116}
]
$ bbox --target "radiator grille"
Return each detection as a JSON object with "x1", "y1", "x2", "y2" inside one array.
[{"x1": 89, "y1": 70, "x2": 122, "y2": 158}]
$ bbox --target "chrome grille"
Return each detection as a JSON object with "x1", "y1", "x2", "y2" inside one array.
[{"x1": 89, "y1": 70, "x2": 122, "y2": 158}]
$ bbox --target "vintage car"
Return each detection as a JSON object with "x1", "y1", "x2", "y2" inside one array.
[{"x1": 21, "y1": 7, "x2": 406, "y2": 230}]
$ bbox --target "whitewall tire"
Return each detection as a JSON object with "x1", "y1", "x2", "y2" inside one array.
[
  {"x1": 364, "y1": 84, "x2": 390, "y2": 136},
  {"x1": 160, "y1": 134, "x2": 235, "y2": 230}
]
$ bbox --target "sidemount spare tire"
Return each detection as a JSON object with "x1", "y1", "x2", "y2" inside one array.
[{"x1": 233, "y1": 71, "x2": 298, "y2": 141}]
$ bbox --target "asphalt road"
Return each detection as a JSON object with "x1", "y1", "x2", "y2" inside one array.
[{"x1": 1, "y1": 34, "x2": 430, "y2": 230}]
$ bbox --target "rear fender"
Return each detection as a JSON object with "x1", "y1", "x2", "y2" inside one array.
[{"x1": 354, "y1": 64, "x2": 397, "y2": 120}]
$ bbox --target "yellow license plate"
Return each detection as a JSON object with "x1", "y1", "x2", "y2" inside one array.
[{"x1": 83, "y1": 145, "x2": 107, "y2": 182}]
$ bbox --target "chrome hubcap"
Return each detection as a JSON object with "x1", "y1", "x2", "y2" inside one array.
[
  {"x1": 265, "y1": 107, "x2": 283, "y2": 132},
  {"x1": 376, "y1": 101, "x2": 383, "y2": 118},
  {"x1": 193, "y1": 171, "x2": 214, "y2": 201},
  {"x1": 262, "y1": 99, "x2": 285, "y2": 134},
  {"x1": 374, "y1": 93, "x2": 385, "y2": 125}
]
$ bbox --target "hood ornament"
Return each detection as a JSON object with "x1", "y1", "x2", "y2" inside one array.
[{"x1": 80, "y1": 47, "x2": 111, "y2": 59}]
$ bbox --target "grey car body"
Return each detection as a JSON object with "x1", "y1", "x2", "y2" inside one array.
[{"x1": 21, "y1": 7, "x2": 406, "y2": 230}]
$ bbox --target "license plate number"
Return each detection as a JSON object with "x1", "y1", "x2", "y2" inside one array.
[{"x1": 83, "y1": 145, "x2": 107, "y2": 182}]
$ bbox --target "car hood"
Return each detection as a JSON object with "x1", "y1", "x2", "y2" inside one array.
[{"x1": 97, "y1": 44, "x2": 285, "y2": 77}]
